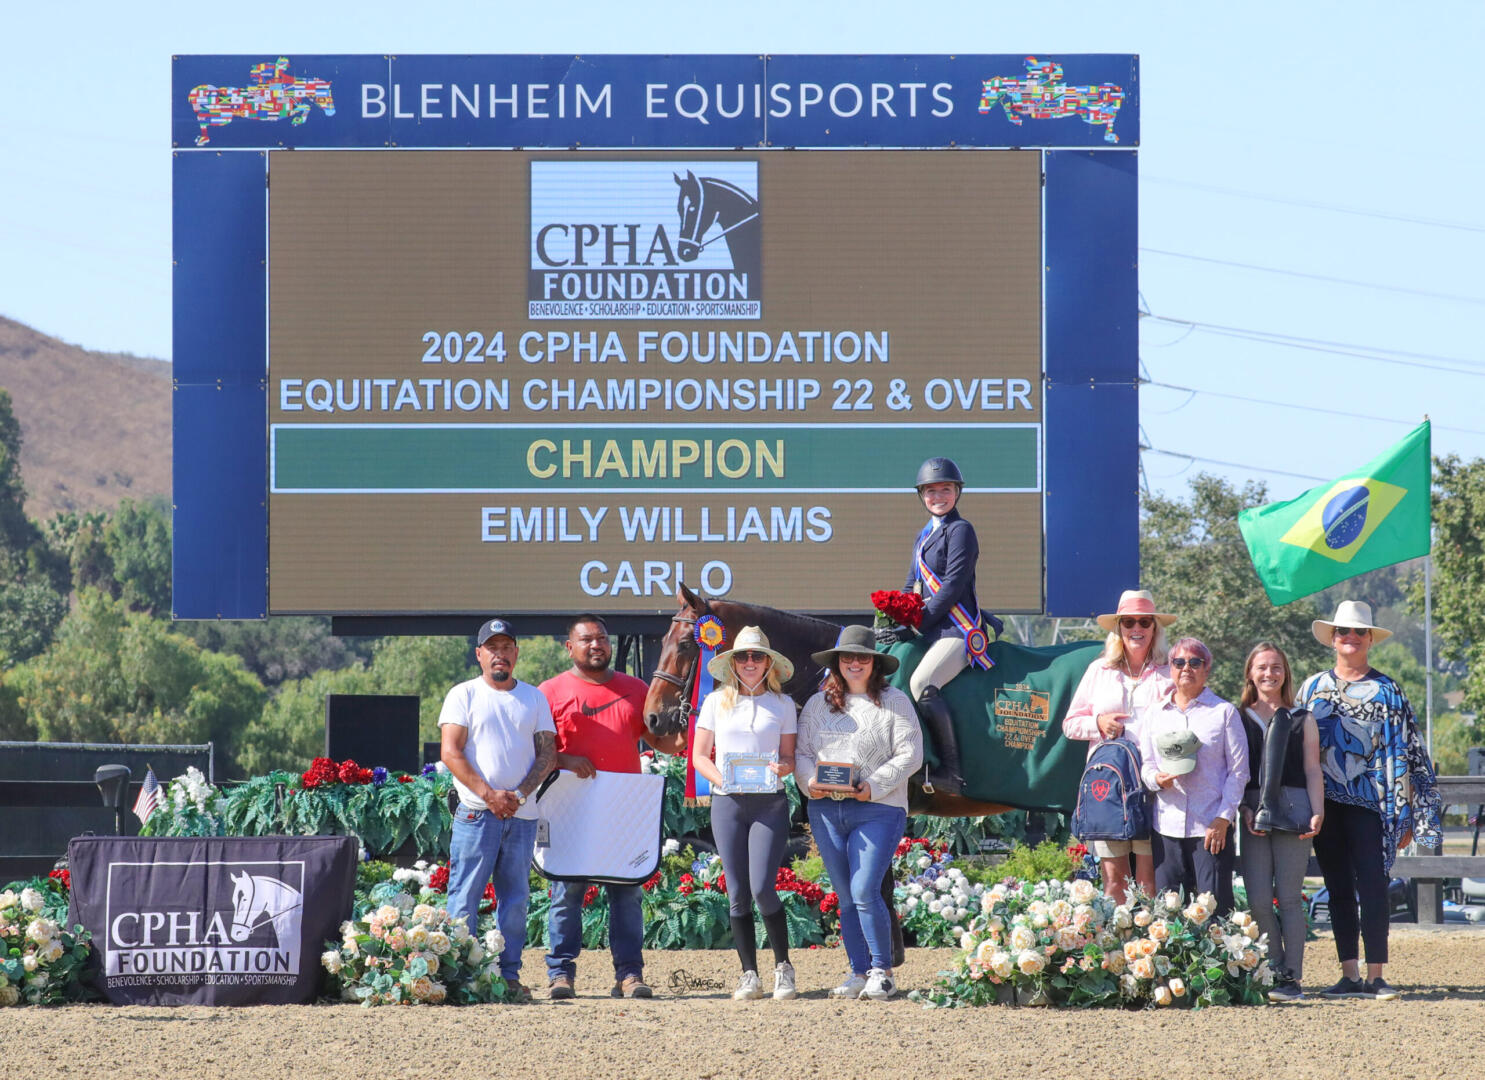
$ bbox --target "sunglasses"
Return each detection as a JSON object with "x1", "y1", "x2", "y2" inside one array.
[
  {"x1": 733, "y1": 651, "x2": 770, "y2": 664},
  {"x1": 839, "y1": 653, "x2": 876, "y2": 666},
  {"x1": 1119, "y1": 617, "x2": 1155, "y2": 630},
  {"x1": 1333, "y1": 627, "x2": 1370, "y2": 638},
  {"x1": 1170, "y1": 657, "x2": 1207, "y2": 670}
]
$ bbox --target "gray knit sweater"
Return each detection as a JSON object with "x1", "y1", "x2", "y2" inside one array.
[{"x1": 796, "y1": 686, "x2": 924, "y2": 811}]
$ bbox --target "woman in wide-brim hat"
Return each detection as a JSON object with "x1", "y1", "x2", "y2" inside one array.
[
  {"x1": 690, "y1": 625, "x2": 798, "y2": 1001},
  {"x1": 797, "y1": 626, "x2": 922, "y2": 1001},
  {"x1": 1063, "y1": 589, "x2": 1175, "y2": 903},
  {"x1": 1296, "y1": 600, "x2": 1441, "y2": 1002}
]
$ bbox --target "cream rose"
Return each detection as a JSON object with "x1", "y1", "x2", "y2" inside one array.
[
  {"x1": 991, "y1": 951, "x2": 1015, "y2": 979},
  {"x1": 1069, "y1": 879, "x2": 1096, "y2": 906},
  {"x1": 1154, "y1": 984, "x2": 1173, "y2": 1006},
  {"x1": 1131, "y1": 956, "x2": 1155, "y2": 981},
  {"x1": 321, "y1": 950, "x2": 344, "y2": 974},
  {"x1": 19, "y1": 888, "x2": 44, "y2": 913},
  {"x1": 1133, "y1": 909, "x2": 1153, "y2": 928},
  {"x1": 1009, "y1": 925, "x2": 1037, "y2": 953},
  {"x1": 1017, "y1": 949, "x2": 1046, "y2": 976},
  {"x1": 1169, "y1": 977, "x2": 1186, "y2": 997},
  {"x1": 1161, "y1": 890, "x2": 1183, "y2": 909},
  {"x1": 409, "y1": 975, "x2": 434, "y2": 1000},
  {"x1": 1103, "y1": 950, "x2": 1127, "y2": 975},
  {"x1": 1148, "y1": 920, "x2": 1170, "y2": 943},
  {"x1": 1122, "y1": 941, "x2": 1141, "y2": 963}
]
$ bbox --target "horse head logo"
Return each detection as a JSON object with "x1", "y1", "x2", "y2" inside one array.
[
  {"x1": 229, "y1": 870, "x2": 303, "y2": 944},
  {"x1": 673, "y1": 170, "x2": 762, "y2": 281},
  {"x1": 1090, "y1": 778, "x2": 1112, "y2": 802}
]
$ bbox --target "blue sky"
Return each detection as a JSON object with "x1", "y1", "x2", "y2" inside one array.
[{"x1": 3, "y1": 0, "x2": 1482, "y2": 505}]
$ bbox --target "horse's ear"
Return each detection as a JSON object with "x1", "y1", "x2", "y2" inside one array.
[
  {"x1": 677, "y1": 581, "x2": 704, "y2": 612},
  {"x1": 673, "y1": 171, "x2": 683, "y2": 185},
  {"x1": 686, "y1": 169, "x2": 697, "y2": 184}
]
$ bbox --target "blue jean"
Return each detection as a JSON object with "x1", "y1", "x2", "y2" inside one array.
[
  {"x1": 808, "y1": 798, "x2": 906, "y2": 973},
  {"x1": 447, "y1": 807, "x2": 538, "y2": 981},
  {"x1": 546, "y1": 880, "x2": 644, "y2": 983}
]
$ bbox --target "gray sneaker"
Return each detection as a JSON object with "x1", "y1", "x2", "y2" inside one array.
[
  {"x1": 1267, "y1": 979, "x2": 1304, "y2": 1003},
  {"x1": 773, "y1": 961, "x2": 798, "y2": 1000},
  {"x1": 862, "y1": 967, "x2": 896, "y2": 1000},
  {"x1": 831, "y1": 972, "x2": 868, "y2": 999},
  {"x1": 733, "y1": 969, "x2": 764, "y2": 1000},
  {"x1": 1368, "y1": 977, "x2": 1401, "y2": 1001}
]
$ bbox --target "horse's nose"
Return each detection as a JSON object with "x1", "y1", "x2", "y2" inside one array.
[{"x1": 676, "y1": 242, "x2": 699, "y2": 262}]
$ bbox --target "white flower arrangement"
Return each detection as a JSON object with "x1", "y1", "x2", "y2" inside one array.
[{"x1": 324, "y1": 897, "x2": 507, "y2": 1006}]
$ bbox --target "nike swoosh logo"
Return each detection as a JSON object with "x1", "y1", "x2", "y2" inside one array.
[{"x1": 580, "y1": 699, "x2": 623, "y2": 718}]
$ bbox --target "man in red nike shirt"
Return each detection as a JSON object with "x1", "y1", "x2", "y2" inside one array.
[{"x1": 540, "y1": 614, "x2": 686, "y2": 1000}]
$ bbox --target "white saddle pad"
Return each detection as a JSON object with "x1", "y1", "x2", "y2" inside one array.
[{"x1": 532, "y1": 770, "x2": 665, "y2": 884}]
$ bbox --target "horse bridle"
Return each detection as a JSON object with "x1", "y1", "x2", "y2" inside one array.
[
  {"x1": 648, "y1": 614, "x2": 700, "y2": 714},
  {"x1": 677, "y1": 184, "x2": 760, "y2": 252}
]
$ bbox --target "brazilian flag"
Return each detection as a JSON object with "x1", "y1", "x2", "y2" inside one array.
[{"x1": 1238, "y1": 421, "x2": 1431, "y2": 605}]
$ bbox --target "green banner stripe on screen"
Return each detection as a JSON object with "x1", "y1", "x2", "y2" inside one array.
[{"x1": 271, "y1": 424, "x2": 1040, "y2": 492}]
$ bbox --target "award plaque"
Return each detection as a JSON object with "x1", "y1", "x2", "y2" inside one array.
[
  {"x1": 814, "y1": 760, "x2": 859, "y2": 797},
  {"x1": 722, "y1": 752, "x2": 778, "y2": 794}
]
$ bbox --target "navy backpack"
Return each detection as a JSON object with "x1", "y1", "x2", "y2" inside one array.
[{"x1": 1071, "y1": 736, "x2": 1151, "y2": 842}]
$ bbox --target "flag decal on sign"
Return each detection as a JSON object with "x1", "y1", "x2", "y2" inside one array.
[
  {"x1": 1238, "y1": 420, "x2": 1431, "y2": 605},
  {"x1": 1277, "y1": 477, "x2": 1408, "y2": 564}
]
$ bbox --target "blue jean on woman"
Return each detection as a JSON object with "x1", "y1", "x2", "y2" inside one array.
[
  {"x1": 446, "y1": 807, "x2": 538, "y2": 981},
  {"x1": 808, "y1": 798, "x2": 907, "y2": 974}
]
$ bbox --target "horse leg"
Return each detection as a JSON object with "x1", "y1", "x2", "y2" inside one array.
[
  {"x1": 881, "y1": 865, "x2": 905, "y2": 968},
  {"x1": 194, "y1": 114, "x2": 211, "y2": 147}
]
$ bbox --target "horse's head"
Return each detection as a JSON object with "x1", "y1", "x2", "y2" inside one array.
[
  {"x1": 642, "y1": 582, "x2": 711, "y2": 737},
  {"x1": 673, "y1": 170, "x2": 710, "y2": 263},
  {"x1": 229, "y1": 871, "x2": 253, "y2": 942}
]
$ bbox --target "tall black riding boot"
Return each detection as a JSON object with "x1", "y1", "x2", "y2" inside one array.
[
  {"x1": 918, "y1": 685, "x2": 966, "y2": 795},
  {"x1": 1253, "y1": 707, "x2": 1308, "y2": 833}
]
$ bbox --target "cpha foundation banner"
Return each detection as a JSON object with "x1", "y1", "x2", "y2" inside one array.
[{"x1": 67, "y1": 835, "x2": 357, "y2": 1005}]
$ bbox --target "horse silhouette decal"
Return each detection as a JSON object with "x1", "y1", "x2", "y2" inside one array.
[
  {"x1": 188, "y1": 57, "x2": 335, "y2": 146},
  {"x1": 229, "y1": 870, "x2": 303, "y2": 945},
  {"x1": 978, "y1": 57, "x2": 1124, "y2": 144},
  {"x1": 673, "y1": 170, "x2": 762, "y2": 289}
]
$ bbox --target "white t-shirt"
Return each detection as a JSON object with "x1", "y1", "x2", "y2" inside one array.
[
  {"x1": 438, "y1": 677, "x2": 555, "y2": 818},
  {"x1": 696, "y1": 689, "x2": 797, "y2": 794}
]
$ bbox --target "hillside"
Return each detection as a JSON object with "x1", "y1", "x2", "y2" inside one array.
[{"x1": 0, "y1": 316, "x2": 171, "y2": 520}]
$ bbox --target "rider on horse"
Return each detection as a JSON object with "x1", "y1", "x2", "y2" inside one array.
[{"x1": 877, "y1": 457, "x2": 1003, "y2": 795}]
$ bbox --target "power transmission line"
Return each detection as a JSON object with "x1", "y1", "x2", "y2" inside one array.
[
  {"x1": 1140, "y1": 247, "x2": 1485, "y2": 306},
  {"x1": 1141, "y1": 378, "x2": 1485, "y2": 437},
  {"x1": 1141, "y1": 175, "x2": 1485, "y2": 234},
  {"x1": 1139, "y1": 446, "x2": 1328, "y2": 483}
]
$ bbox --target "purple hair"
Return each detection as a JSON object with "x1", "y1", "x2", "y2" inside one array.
[{"x1": 1169, "y1": 636, "x2": 1213, "y2": 667}]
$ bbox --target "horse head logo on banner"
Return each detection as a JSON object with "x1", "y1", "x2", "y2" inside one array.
[
  {"x1": 673, "y1": 170, "x2": 762, "y2": 284},
  {"x1": 229, "y1": 870, "x2": 303, "y2": 944}
]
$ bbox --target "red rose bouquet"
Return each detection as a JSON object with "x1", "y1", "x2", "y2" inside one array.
[{"x1": 871, "y1": 589, "x2": 924, "y2": 630}]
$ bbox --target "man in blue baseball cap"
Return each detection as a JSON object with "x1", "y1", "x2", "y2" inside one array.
[{"x1": 441, "y1": 617, "x2": 557, "y2": 1001}]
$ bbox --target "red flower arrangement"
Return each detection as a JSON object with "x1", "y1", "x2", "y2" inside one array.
[
  {"x1": 481, "y1": 882, "x2": 497, "y2": 913},
  {"x1": 48, "y1": 868, "x2": 70, "y2": 890},
  {"x1": 1067, "y1": 842, "x2": 1089, "y2": 861},
  {"x1": 300, "y1": 756, "x2": 375, "y2": 789},
  {"x1": 871, "y1": 589, "x2": 924, "y2": 630},
  {"x1": 642, "y1": 870, "x2": 662, "y2": 892},
  {"x1": 427, "y1": 865, "x2": 450, "y2": 893},
  {"x1": 583, "y1": 886, "x2": 600, "y2": 907}
]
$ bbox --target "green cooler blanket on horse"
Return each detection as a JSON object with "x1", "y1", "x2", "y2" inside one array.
[{"x1": 885, "y1": 638, "x2": 1103, "y2": 814}]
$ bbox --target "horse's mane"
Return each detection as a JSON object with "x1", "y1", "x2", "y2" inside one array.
[{"x1": 707, "y1": 595, "x2": 840, "y2": 636}]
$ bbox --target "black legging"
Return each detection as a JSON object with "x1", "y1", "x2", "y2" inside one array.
[
  {"x1": 710, "y1": 791, "x2": 792, "y2": 972},
  {"x1": 1313, "y1": 800, "x2": 1389, "y2": 965}
]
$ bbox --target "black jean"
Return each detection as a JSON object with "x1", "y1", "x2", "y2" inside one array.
[
  {"x1": 1152, "y1": 831, "x2": 1236, "y2": 915},
  {"x1": 1312, "y1": 799, "x2": 1389, "y2": 965}
]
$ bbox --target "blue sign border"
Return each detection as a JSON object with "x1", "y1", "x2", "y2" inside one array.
[{"x1": 172, "y1": 54, "x2": 1139, "y2": 620}]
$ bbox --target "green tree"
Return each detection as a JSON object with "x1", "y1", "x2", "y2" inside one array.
[
  {"x1": 235, "y1": 663, "x2": 376, "y2": 776},
  {"x1": 0, "y1": 388, "x2": 69, "y2": 662},
  {"x1": 46, "y1": 509, "x2": 117, "y2": 597},
  {"x1": 1415, "y1": 454, "x2": 1485, "y2": 717},
  {"x1": 104, "y1": 498, "x2": 172, "y2": 614},
  {"x1": 513, "y1": 634, "x2": 571, "y2": 687},
  {"x1": 5, "y1": 588, "x2": 266, "y2": 772},
  {"x1": 365, "y1": 635, "x2": 474, "y2": 744},
  {"x1": 185, "y1": 616, "x2": 373, "y2": 688},
  {"x1": 1140, "y1": 474, "x2": 1332, "y2": 701}
]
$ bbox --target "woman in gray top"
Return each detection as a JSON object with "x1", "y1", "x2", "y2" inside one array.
[
  {"x1": 1237, "y1": 642, "x2": 1323, "y2": 1003},
  {"x1": 798, "y1": 625, "x2": 923, "y2": 1001}
]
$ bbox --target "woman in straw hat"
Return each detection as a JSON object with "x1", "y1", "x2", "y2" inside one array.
[
  {"x1": 1297, "y1": 600, "x2": 1442, "y2": 1002},
  {"x1": 797, "y1": 626, "x2": 924, "y2": 1000},
  {"x1": 1062, "y1": 589, "x2": 1175, "y2": 902},
  {"x1": 691, "y1": 625, "x2": 799, "y2": 1001}
]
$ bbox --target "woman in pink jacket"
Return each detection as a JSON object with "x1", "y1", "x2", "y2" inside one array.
[{"x1": 1062, "y1": 590, "x2": 1175, "y2": 902}]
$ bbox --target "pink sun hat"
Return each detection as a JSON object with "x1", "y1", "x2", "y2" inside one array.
[{"x1": 1095, "y1": 589, "x2": 1178, "y2": 633}]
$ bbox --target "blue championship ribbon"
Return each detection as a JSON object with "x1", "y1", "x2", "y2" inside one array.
[{"x1": 685, "y1": 615, "x2": 727, "y2": 803}]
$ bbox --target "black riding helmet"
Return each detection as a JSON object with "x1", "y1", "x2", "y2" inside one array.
[{"x1": 915, "y1": 456, "x2": 965, "y2": 493}]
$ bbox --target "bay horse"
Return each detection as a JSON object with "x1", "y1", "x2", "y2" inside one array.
[{"x1": 641, "y1": 583, "x2": 1013, "y2": 820}]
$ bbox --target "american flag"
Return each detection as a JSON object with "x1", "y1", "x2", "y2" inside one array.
[{"x1": 132, "y1": 765, "x2": 163, "y2": 825}]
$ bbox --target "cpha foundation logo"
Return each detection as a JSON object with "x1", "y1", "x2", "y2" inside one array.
[
  {"x1": 529, "y1": 161, "x2": 761, "y2": 320},
  {"x1": 104, "y1": 860, "x2": 304, "y2": 985}
]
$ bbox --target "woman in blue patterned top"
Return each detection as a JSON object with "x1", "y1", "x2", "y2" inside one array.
[{"x1": 1297, "y1": 600, "x2": 1441, "y2": 1002}]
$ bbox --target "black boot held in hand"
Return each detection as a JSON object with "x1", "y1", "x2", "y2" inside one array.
[
  {"x1": 918, "y1": 685, "x2": 966, "y2": 795},
  {"x1": 1254, "y1": 707, "x2": 1309, "y2": 834}
]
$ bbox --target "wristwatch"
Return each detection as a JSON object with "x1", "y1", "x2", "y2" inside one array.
[{"x1": 513, "y1": 790, "x2": 527, "y2": 806}]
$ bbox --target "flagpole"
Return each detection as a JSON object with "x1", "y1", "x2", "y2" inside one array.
[{"x1": 1424, "y1": 555, "x2": 1434, "y2": 759}]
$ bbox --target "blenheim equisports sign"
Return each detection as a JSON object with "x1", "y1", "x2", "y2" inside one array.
[{"x1": 171, "y1": 55, "x2": 1139, "y2": 622}]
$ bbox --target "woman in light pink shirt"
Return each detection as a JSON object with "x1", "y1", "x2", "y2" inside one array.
[{"x1": 1063, "y1": 589, "x2": 1174, "y2": 902}]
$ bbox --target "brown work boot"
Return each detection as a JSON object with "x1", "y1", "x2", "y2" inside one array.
[
  {"x1": 612, "y1": 974, "x2": 653, "y2": 998},
  {"x1": 548, "y1": 975, "x2": 575, "y2": 1000},
  {"x1": 503, "y1": 980, "x2": 532, "y2": 1003}
]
